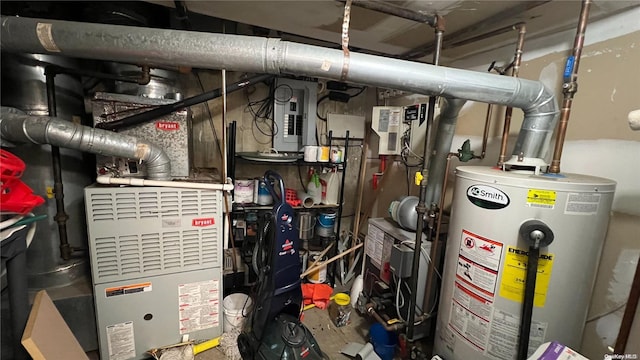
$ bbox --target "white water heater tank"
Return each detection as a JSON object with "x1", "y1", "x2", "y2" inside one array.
[{"x1": 434, "y1": 166, "x2": 615, "y2": 360}]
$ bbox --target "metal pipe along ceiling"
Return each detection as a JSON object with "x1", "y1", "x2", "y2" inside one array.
[
  {"x1": 0, "y1": 16, "x2": 559, "y2": 163},
  {"x1": 0, "y1": 107, "x2": 172, "y2": 180}
]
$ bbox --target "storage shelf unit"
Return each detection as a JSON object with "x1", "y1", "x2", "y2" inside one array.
[{"x1": 230, "y1": 124, "x2": 351, "y2": 286}]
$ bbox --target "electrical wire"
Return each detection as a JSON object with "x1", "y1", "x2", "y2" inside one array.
[
  {"x1": 195, "y1": 72, "x2": 224, "y2": 159},
  {"x1": 401, "y1": 240, "x2": 442, "y2": 280},
  {"x1": 316, "y1": 94, "x2": 330, "y2": 121},
  {"x1": 316, "y1": 86, "x2": 367, "y2": 122},
  {"x1": 245, "y1": 78, "x2": 278, "y2": 144},
  {"x1": 585, "y1": 302, "x2": 628, "y2": 323}
]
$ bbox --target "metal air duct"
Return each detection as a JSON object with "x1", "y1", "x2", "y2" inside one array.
[
  {"x1": 0, "y1": 107, "x2": 172, "y2": 181},
  {"x1": 0, "y1": 16, "x2": 559, "y2": 166}
]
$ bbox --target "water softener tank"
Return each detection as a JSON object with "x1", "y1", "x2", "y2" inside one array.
[{"x1": 434, "y1": 166, "x2": 615, "y2": 360}]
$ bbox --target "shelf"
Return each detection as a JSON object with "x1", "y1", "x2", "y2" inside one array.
[
  {"x1": 232, "y1": 203, "x2": 339, "y2": 211},
  {"x1": 235, "y1": 156, "x2": 344, "y2": 168}
]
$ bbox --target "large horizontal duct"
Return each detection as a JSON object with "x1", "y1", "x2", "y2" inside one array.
[
  {"x1": 0, "y1": 107, "x2": 171, "y2": 180},
  {"x1": 0, "y1": 16, "x2": 559, "y2": 163}
]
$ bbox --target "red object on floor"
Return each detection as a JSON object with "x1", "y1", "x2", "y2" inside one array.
[{"x1": 301, "y1": 283, "x2": 334, "y2": 310}]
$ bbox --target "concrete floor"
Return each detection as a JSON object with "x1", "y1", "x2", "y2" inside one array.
[
  {"x1": 83, "y1": 303, "x2": 436, "y2": 359},
  {"x1": 196, "y1": 305, "x2": 372, "y2": 359}
]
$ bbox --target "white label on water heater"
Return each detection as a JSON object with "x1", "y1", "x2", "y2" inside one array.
[
  {"x1": 485, "y1": 309, "x2": 547, "y2": 360},
  {"x1": 564, "y1": 192, "x2": 601, "y2": 215},
  {"x1": 449, "y1": 298, "x2": 491, "y2": 351},
  {"x1": 459, "y1": 230, "x2": 503, "y2": 272},
  {"x1": 448, "y1": 230, "x2": 508, "y2": 354}
]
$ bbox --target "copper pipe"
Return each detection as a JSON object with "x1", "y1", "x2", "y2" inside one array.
[
  {"x1": 402, "y1": 1, "x2": 548, "y2": 59},
  {"x1": 498, "y1": 23, "x2": 527, "y2": 166},
  {"x1": 366, "y1": 303, "x2": 406, "y2": 332},
  {"x1": 549, "y1": 0, "x2": 592, "y2": 173},
  {"x1": 422, "y1": 152, "x2": 456, "y2": 313}
]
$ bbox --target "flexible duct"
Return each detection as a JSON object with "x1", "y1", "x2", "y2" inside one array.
[
  {"x1": 0, "y1": 107, "x2": 171, "y2": 180},
  {"x1": 0, "y1": 16, "x2": 558, "y2": 164}
]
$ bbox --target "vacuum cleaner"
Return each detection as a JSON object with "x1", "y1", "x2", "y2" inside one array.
[{"x1": 238, "y1": 170, "x2": 326, "y2": 360}]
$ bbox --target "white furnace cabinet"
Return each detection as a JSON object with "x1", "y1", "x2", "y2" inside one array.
[{"x1": 85, "y1": 185, "x2": 224, "y2": 360}]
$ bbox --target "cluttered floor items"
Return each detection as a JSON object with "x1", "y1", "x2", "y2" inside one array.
[{"x1": 190, "y1": 289, "x2": 403, "y2": 360}]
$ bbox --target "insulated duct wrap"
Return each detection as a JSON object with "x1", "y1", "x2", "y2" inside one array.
[
  {"x1": 0, "y1": 107, "x2": 171, "y2": 180},
  {"x1": 0, "y1": 16, "x2": 559, "y2": 163}
]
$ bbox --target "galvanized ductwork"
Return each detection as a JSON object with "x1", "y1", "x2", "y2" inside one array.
[
  {"x1": 0, "y1": 16, "x2": 559, "y2": 164},
  {"x1": 0, "y1": 107, "x2": 171, "y2": 180}
]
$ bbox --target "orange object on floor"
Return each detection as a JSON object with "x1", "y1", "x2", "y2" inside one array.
[{"x1": 301, "y1": 283, "x2": 334, "y2": 310}]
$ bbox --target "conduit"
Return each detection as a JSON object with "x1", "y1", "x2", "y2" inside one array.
[
  {"x1": 1, "y1": 16, "x2": 559, "y2": 165},
  {"x1": 0, "y1": 107, "x2": 172, "y2": 180}
]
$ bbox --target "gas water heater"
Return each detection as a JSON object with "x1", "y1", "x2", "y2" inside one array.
[{"x1": 434, "y1": 166, "x2": 615, "y2": 360}]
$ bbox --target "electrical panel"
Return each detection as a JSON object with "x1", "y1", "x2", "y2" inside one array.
[
  {"x1": 273, "y1": 78, "x2": 317, "y2": 152},
  {"x1": 85, "y1": 185, "x2": 223, "y2": 360},
  {"x1": 92, "y1": 92, "x2": 191, "y2": 179}
]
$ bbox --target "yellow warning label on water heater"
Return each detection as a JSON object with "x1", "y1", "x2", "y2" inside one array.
[
  {"x1": 527, "y1": 189, "x2": 557, "y2": 208},
  {"x1": 499, "y1": 246, "x2": 554, "y2": 307}
]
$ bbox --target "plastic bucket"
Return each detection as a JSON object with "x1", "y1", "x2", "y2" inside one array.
[
  {"x1": 316, "y1": 212, "x2": 336, "y2": 238},
  {"x1": 223, "y1": 293, "x2": 252, "y2": 333},
  {"x1": 254, "y1": 179, "x2": 273, "y2": 205},
  {"x1": 369, "y1": 323, "x2": 397, "y2": 360},
  {"x1": 234, "y1": 179, "x2": 254, "y2": 204},
  {"x1": 307, "y1": 251, "x2": 327, "y2": 284}
]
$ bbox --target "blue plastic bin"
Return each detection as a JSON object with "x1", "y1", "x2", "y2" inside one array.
[{"x1": 369, "y1": 323, "x2": 397, "y2": 360}]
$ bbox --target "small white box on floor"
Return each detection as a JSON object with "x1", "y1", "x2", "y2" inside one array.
[{"x1": 527, "y1": 342, "x2": 589, "y2": 360}]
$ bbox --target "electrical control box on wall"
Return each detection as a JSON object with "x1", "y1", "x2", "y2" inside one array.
[
  {"x1": 371, "y1": 103, "x2": 438, "y2": 156},
  {"x1": 405, "y1": 103, "x2": 438, "y2": 154},
  {"x1": 272, "y1": 78, "x2": 317, "y2": 152},
  {"x1": 371, "y1": 106, "x2": 406, "y2": 155},
  {"x1": 92, "y1": 92, "x2": 191, "y2": 179}
]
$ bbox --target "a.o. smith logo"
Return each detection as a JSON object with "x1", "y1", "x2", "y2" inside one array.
[{"x1": 466, "y1": 185, "x2": 510, "y2": 210}]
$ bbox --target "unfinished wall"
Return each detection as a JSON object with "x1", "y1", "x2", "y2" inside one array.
[
  {"x1": 182, "y1": 8, "x2": 640, "y2": 356},
  {"x1": 186, "y1": 71, "x2": 375, "y2": 240}
]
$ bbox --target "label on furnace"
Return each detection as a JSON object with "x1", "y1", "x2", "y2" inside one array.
[
  {"x1": 106, "y1": 321, "x2": 135, "y2": 360},
  {"x1": 178, "y1": 280, "x2": 220, "y2": 334}
]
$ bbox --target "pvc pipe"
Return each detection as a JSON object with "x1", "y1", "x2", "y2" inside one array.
[{"x1": 96, "y1": 175, "x2": 233, "y2": 191}]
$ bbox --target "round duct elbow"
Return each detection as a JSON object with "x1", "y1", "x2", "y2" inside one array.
[{"x1": 388, "y1": 196, "x2": 419, "y2": 231}]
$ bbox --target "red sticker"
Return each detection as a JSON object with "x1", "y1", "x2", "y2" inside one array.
[
  {"x1": 156, "y1": 121, "x2": 180, "y2": 131},
  {"x1": 192, "y1": 218, "x2": 215, "y2": 227}
]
